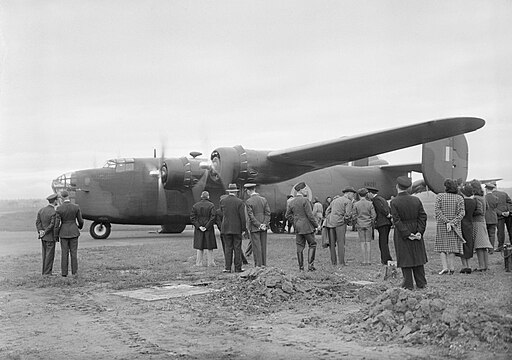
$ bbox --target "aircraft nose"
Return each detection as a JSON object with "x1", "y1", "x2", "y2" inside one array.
[{"x1": 52, "y1": 172, "x2": 76, "y2": 194}]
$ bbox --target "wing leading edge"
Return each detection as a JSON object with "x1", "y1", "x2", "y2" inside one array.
[{"x1": 267, "y1": 117, "x2": 485, "y2": 169}]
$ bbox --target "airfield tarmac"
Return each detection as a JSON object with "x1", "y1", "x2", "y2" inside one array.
[{"x1": 0, "y1": 227, "x2": 193, "y2": 257}]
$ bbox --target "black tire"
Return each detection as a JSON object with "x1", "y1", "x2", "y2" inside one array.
[
  {"x1": 159, "y1": 224, "x2": 187, "y2": 234},
  {"x1": 90, "y1": 221, "x2": 112, "y2": 239}
]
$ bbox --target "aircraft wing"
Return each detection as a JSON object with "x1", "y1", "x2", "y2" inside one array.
[{"x1": 267, "y1": 117, "x2": 485, "y2": 169}]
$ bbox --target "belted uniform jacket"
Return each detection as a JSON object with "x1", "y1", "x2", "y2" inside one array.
[
  {"x1": 56, "y1": 201, "x2": 84, "y2": 239},
  {"x1": 285, "y1": 195, "x2": 318, "y2": 235}
]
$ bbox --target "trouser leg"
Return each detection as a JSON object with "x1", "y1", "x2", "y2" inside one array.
[
  {"x1": 233, "y1": 234, "x2": 243, "y2": 272},
  {"x1": 497, "y1": 219, "x2": 505, "y2": 249},
  {"x1": 251, "y1": 232, "x2": 263, "y2": 267},
  {"x1": 335, "y1": 225, "x2": 347, "y2": 266},
  {"x1": 69, "y1": 237, "x2": 79, "y2": 275},
  {"x1": 412, "y1": 265, "x2": 427, "y2": 288},
  {"x1": 296, "y1": 235, "x2": 306, "y2": 270},
  {"x1": 41, "y1": 240, "x2": 47, "y2": 275},
  {"x1": 401, "y1": 267, "x2": 414, "y2": 290},
  {"x1": 505, "y1": 216, "x2": 512, "y2": 243},
  {"x1": 60, "y1": 238, "x2": 70, "y2": 276},
  {"x1": 261, "y1": 231, "x2": 267, "y2": 266},
  {"x1": 305, "y1": 233, "x2": 317, "y2": 270},
  {"x1": 487, "y1": 224, "x2": 496, "y2": 250},
  {"x1": 42, "y1": 241, "x2": 55, "y2": 275},
  {"x1": 377, "y1": 225, "x2": 392, "y2": 264},
  {"x1": 223, "y1": 234, "x2": 234, "y2": 271},
  {"x1": 328, "y1": 228, "x2": 337, "y2": 265}
]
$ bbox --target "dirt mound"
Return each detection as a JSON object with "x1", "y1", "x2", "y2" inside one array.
[
  {"x1": 209, "y1": 267, "x2": 370, "y2": 314},
  {"x1": 342, "y1": 287, "x2": 512, "y2": 352}
]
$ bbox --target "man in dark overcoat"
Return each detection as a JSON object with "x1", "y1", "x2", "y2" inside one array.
[
  {"x1": 220, "y1": 184, "x2": 247, "y2": 273},
  {"x1": 36, "y1": 193, "x2": 59, "y2": 275},
  {"x1": 55, "y1": 191, "x2": 84, "y2": 277},
  {"x1": 390, "y1": 176, "x2": 428, "y2": 290},
  {"x1": 244, "y1": 183, "x2": 271, "y2": 267},
  {"x1": 367, "y1": 187, "x2": 393, "y2": 265},
  {"x1": 488, "y1": 181, "x2": 512, "y2": 252},
  {"x1": 285, "y1": 182, "x2": 319, "y2": 271},
  {"x1": 191, "y1": 191, "x2": 218, "y2": 267}
]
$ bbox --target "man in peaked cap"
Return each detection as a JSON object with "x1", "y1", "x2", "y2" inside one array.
[
  {"x1": 285, "y1": 182, "x2": 318, "y2": 271},
  {"x1": 36, "y1": 194, "x2": 60, "y2": 275},
  {"x1": 390, "y1": 176, "x2": 428, "y2": 290},
  {"x1": 244, "y1": 183, "x2": 271, "y2": 267},
  {"x1": 367, "y1": 186, "x2": 394, "y2": 265},
  {"x1": 327, "y1": 186, "x2": 356, "y2": 267},
  {"x1": 56, "y1": 190, "x2": 84, "y2": 277}
]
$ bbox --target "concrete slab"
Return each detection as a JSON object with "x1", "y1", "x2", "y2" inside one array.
[
  {"x1": 349, "y1": 280, "x2": 375, "y2": 286},
  {"x1": 113, "y1": 283, "x2": 220, "y2": 301}
]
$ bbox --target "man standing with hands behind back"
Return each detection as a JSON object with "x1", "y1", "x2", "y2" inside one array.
[
  {"x1": 220, "y1": 184, "x2": 247, "y2": 273},
  {"x1": 36, "y1": 193, "x2": 59, "y2": 275},
  {"x1": 56, "y1": 191, "x2": 84, "y2": 277},
  {"x1": 390, "y1": 176, "x2": 428, "y2": 290},
  {"x1": 244, "y1": 183, "x2": 271, "y2": 267}
]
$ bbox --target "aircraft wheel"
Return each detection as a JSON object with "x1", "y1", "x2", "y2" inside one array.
[
  {"x1": 159, "y1": 224, "x2": 187, "y2": 234},
  {"x1": 90, "y1": 221, "x2": 111, "y2": 239}
]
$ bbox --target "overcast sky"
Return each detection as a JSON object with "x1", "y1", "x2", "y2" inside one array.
[{"x1": 1, "y1": 0, "x2": 511, "y2": 199}]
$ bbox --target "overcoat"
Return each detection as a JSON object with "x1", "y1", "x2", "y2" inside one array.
[
  {"x1": 285, "y1": 195, "x2": 318, "y2": 234},
  {"x1": 434, "y1": 192, "x2": 465, "y2": 254},
  {"x1": 36, "y1": 205, "x2": 57, "y2": 241},
  {"x1": 245, "y1": 193, "x2": 271, "y2": 233},
  {"x1": 190, "y1": 199, "x2": 217, "y2": 250},
  {"x1": 390, "y1": 192, "x2": 428, "y2": 268},
  {"x1": 493, "y1": 189, "x2": 512, "y2": 219},
  {"x1": 220, "y1": 194, "x2": 246, "y2": 234},
  {"x1": 459, "y1": 197, "x2": 476, "y2": 259},
  {"x1": 372, "y1": 195, "x2": 392, "y2": 228},
  {"x1": 56, "y1": 201, "x2": 84, "y2": 238}
]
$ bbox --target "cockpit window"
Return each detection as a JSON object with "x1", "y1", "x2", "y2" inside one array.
[{"x1": 103, "y1": 158, "x2": 135, "y2": 172}]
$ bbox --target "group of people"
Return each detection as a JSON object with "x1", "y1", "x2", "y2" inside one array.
[
  {"x1": 434, "y1": 178, "x2": 512, "y2": 275},
  {"x1": 190, "y1": 183, "x2": 271, "y2": 273},
  {"x1": 36, "y1": 191, "x2": 84, "y2": 276}
]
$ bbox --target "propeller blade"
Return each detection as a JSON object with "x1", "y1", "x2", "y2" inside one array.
[{"x1": 191, "y1": 170, "x2": 209, "y2": 202}]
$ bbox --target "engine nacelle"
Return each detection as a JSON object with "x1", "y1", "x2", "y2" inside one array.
[
  {"x1": 210, "y1": 146, "x2": 310, "y2": 187},
  {"x1": 161, "y1": 157, "x2": 206, "y2": 190}
]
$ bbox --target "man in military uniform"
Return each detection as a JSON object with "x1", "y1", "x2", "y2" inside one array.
[
  {"x1": 36, "y1": 193, "x2": 59, "y2": 275},
  {"x1": 244, "y1": 183, "x2": 271, "y2": 267},
  {"x1": 56, "y1": 191, "x2": 84, "y2": 277},
  {"x1": 285, "y1": 182, "x2": 318, "y2": 271}
]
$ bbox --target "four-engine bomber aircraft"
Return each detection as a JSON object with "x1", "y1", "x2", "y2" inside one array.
[{"x1": 52, "y1": 117, "x2": 485, "y2": 239}]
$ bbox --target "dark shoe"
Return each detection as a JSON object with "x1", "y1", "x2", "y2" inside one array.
[
  {"x1": 234, "y1": 269, "x2": 245, "y2": 273},
  {"x1": 222, "y1": 269, "x2": 231, "y2": 273},
  {"x1": 308, "y1": 266, "x2": 316, "y2": 271},
  {"x1": 438, "y1": 269, "x2": 449, "y2": 275},
  {"x1": 449, "y1": 270, "x2": 454, "y2": 275},
  {"x1": 473, "y1": 268, "x2": 485, "y2": 272},
  {"x1": 61, "y1": 275, "x2": 67, "y2": 277},
  {"x1": 495, "y1": 247, "x2": 503, "y2": 252}
]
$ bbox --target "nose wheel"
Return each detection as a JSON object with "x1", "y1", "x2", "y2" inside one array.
[{"x1": 90, "y1": 221, "x2": 112, "y2": 239}]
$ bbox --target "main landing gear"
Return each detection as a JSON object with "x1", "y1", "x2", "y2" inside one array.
[{"x1": 89, "y1": 221, "x2": 112, "y2": 239}]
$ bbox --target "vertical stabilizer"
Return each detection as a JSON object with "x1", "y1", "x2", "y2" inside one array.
[{"x1": 422, "y1": 135, "x2": 469, "y2": 193}]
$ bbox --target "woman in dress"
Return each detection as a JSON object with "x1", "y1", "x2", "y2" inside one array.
[
  {"x1": 457, "y1": 183, "x2": 477, "y2": 274},
  {"x1": 470, "y1": 179, "x2": 494, "y2": 271},
  {"x1": 434, "y1": 179, "x2": 465, "y2": 274}
]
